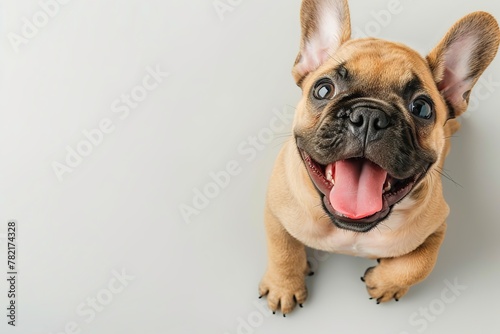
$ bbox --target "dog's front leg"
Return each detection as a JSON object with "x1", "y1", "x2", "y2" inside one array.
[
  {"x1": 259, "y1": 207, "x2": 310, "y2": 315},
  {"x1": 362, "y1": 223, "x2": 447, "y2": 303}
]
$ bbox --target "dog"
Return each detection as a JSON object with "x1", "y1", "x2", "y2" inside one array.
[{"x1": 258, "y1": 0, "x2": 500, "y2": 315}]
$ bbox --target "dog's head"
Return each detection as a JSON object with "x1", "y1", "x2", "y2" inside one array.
[{"x1": 292, "y1": 0, "x2": 500, "y2": 232}]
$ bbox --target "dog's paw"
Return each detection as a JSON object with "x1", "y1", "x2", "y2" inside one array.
[
  {"x1": 361, "y1": 262, "x2": 410, "y2": 304},
  {"x1": 258, "y1": 271, "x2": 308, "y2": 316}
]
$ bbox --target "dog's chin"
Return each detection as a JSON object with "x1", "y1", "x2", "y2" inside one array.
[{"x1": 298, "y1": 149, "x2": 427, "y2": 233}]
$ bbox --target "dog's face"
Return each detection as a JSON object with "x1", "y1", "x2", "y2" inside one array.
[
  {"x1": 291, "y1": 0, "x2": 500, "y2": 232},
  {"x1": 295, "y1": 40, "x2": 445, "y2": 232}
]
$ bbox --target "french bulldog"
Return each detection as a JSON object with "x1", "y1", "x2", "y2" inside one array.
[{"x1": 259, "y1": 0, "x2": 500, "y2": 315}]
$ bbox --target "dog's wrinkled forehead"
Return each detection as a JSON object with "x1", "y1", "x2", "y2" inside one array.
[{"x1": 313, "y1": 39, "x2": 434, "y2": 98}]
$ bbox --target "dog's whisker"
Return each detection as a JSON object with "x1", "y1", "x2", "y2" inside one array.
[
  {"x1": 434, "y1": 166, "x2": 456, "y2": 179},
  {"x1": 326, "y1": 51, "x2": 345, "y2": 65},
  {"x1": 432, "y1": 169, "x2": 462, "y2": 188}
]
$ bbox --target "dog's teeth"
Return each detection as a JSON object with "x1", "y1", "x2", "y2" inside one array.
[
  {"x1": 383, "y1": 182, "x2": 392, "y2": 193},
  {"x1": 326, "y1": 170, "x2": 334, "y2": 185},
  {"x1": 325, "y1": 165, "x2": 335, "y2": 185}
]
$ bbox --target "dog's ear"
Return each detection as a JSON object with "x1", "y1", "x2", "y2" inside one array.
[
  {"x1": 427, "y1": 12, "x2": 500, "y2": 118},
  {"x1": 292, "y1": 0, "x2": 351, "y2": 86}
]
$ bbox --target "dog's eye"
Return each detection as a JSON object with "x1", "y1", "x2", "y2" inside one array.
[
  {"x1": 313, "y1": 80, "x2": 335, "y2": 100},
  {"x1": 410, "y1": 98, "x2": 433, "y2": 119}
]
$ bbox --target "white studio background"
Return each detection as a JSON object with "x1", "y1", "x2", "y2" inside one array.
[{"x1": 0, "y1": 0, "x2": 499, "y2": 333}]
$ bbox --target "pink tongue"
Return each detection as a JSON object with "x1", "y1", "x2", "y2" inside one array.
[{"x1": 329, "y1": 159, "x2": 387, "y2": 219}]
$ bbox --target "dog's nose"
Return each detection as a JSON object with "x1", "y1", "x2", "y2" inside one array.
[{"x1": 348, "y1": 108, "x2": 389, "y2": 143}]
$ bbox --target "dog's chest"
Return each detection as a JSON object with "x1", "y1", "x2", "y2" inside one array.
[
  {"x1": 301, "y1": 200, "x2": 417, "y2": 258},
  {"x1": 321, "y1": 230, "x2": 397, "y2": 258}
]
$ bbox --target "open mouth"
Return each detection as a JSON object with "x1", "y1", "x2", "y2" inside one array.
[{"x1": 299, "y1": 150, "x2": 426, "y2": 232}]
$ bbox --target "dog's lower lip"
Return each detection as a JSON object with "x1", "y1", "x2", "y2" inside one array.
[
  {"x1": 298, "y1": 149, "x2": 424, "y2": 232},
  {"x1": 300, "y1": 150, "x2": 333, "y2": 195},
  {"x1": 323, "y1": 196, "x2": 391, "y2": 231}
]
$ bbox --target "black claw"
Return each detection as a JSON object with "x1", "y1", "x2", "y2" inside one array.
[
  {"x1": 369, "y1": 297, "x2": 374, "y2": 300},
  {"x1": 377, "y1": 258, "x2": 381, "y2": 263},
  {"x1": 308, "y1": 271, "x2": 315, "y2": 277},
  {"x1": 299, "y1": 304, "x2": 303, "y2": 308},
  {"x1": 283, "y1": 314, "x2": 286, "y2": 318},
  {"x1": 360, "y1": 276, "x2": 365, "y2": 282},
  {"x1": 376, "y1": 298, "x2": 382, "y2": 304},
  {"x1": 273, "y1": 311, "x2": 276, "y2": 315},
  {"x1": 259, "y1": 295, "x2": 263, "y2": 299},
  {"x1": 395, "y1": 298, "x2": 399, "y2": 302},
  {"x1": 364, "y1": 266, "x2": 375, "y2": 277},
  {"x1": 377, "y1": 301, "x2": 381, "y2": 305}
]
